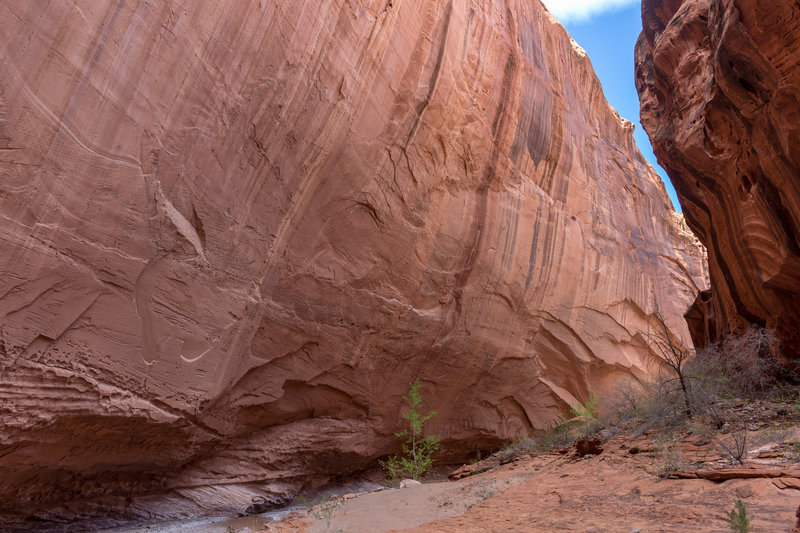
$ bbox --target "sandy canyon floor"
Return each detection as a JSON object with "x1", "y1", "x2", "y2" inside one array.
[{"x1": 104, "y1": 399, "x2": 800, "y2": 533}]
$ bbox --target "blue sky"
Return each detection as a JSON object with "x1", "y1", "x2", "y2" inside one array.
[{"x1": 540, "y1": 0, "x2": 681, "y2": 210}]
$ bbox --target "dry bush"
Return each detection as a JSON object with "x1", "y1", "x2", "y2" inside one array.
[
  {"x1": 753, "y1": 426, "x2": 795, "y2": 449},
  {"x1": 527, "y1": 415, "x2": 608, "y2": 453},
  {"x1": 536, "y1": 420, "x2": 579, "y2": 450},
  {"x1": 652, "y1": 436, "x2": 684, "y2": 478},
  {"x1": 680, "y1": 357, "x2": 726, "y2": 427},
  {"x1": 639, "y1": 319, "x2": 786, "y2": 432},
  {"x1": 498, "y1": 436, "x2": 537, "y2": 460},
  {"x1": 695, "y1": 326, "x2": 783, "y2": 399},
  {"x1": 605, "y1": 366, "x2": 722, "y2": 439},
  {"x1": 687, "y1": 418, "x2": 717, "y2": 445},
  {"x1": 608, "y1": 380, "x2": 645, "y2": 423},
  {"x1": 600, "y1": 325, "x2": 792, "y2": 467},
  {"x1": 628, "y1": 373, "x2": 694, "y2": 436},
  {"x1": 715, "y1": 431, "x2": 748, "y2": 465},
  {"x1": 641, "y1": 315, "x2": 694, "y2": 415}
]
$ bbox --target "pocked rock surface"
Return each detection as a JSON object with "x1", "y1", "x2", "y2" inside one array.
[{"x1": 1, "y1": 0, "x2": 706, "y2": 525}]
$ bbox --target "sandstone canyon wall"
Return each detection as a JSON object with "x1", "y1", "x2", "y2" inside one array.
[
  {"x1": 1, "y1": 0, "x2": 705, "y2": 525},
  {"x1": 636, "y1": 0, "x2": 800, "y2": 355}
]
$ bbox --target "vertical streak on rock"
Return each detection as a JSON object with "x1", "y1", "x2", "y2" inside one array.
[
  {"x1": 405, "y1": 1, "x2": 453, "y2": 147},
  {"x1": 422, "y1": 51, "x2": 519, "y2": 365}
]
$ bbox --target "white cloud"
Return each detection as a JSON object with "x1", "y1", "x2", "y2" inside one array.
[{"x1": 540, "y1": 0, "x2": 639, "y2": 24}]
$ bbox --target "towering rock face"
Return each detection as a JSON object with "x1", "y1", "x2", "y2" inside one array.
[
  {"x1": 636, "y1": 0, "x2": 800, "y2": 354},
  {"x1": 0, "y1": 0, "x2": 705, "y2": 524}
]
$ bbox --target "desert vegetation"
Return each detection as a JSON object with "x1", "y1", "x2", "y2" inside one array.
[
  {"x1": 726, "y1": 499, "x2": 753, "y2": 533},
  {"x1": 490, "y1": 323, "x2": 799, "y2": 471},
  {"x1": 292, "y1": 324, "x2": 800, "y2": 532},
  {"x1": 379, "y1": 379, "x2": 441, "y2": 482},
  {"x1": 372, "y1": 322, "x2": 798, "y2": 488}
]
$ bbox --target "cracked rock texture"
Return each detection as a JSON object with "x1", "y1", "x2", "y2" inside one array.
[
  {"x1": 1, "y1": 0, "x2": 705, "y2": 526},
  {"x1": 636, "y1": 0, "x2": 800, "y2": 354}
]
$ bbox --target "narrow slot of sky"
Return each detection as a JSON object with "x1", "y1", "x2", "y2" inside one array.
[{"x1": 540, "y1": 0, "x2": 681, "y2": 210}]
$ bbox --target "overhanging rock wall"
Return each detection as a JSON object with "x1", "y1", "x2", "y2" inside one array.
[
  {"x1": 636, "y1": 0, "x2": 800, "y2": 354},
  {"x1": 1, "y1": 0, "x2": 706, "y2": 524}
]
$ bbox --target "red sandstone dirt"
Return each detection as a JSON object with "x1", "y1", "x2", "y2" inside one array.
[
  {"x1": 99, "y1": 399, "x2": 800, "y2": 532},
  {"x1": 291, "y1": 424, "x2": 800, "y2": 532}
]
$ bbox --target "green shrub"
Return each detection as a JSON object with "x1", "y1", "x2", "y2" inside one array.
[
  {"x1": 790, "y1": 442, "x2": 800, "y2": 461},
  {"x1": 379, "y1": 379, "x2": 440, "y2": 481},
  {"x1": 726, "y1": 499, "x2": 752, "y2": 532},
  {"x1": 570, "y1": 392, "x2": 599, "y2": 419}
]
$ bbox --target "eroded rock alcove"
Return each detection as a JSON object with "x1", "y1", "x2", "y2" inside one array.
[{"x1": 1, "y1": 0, "x2": 705, "y2": 524}]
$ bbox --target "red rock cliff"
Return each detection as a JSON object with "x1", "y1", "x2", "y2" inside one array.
[
  {"x1": 0, "y1": 0, "x2": 705, "y2": 524},
  {"x1": 636, "y1": 0, "x2": 800, "y2": 354}
]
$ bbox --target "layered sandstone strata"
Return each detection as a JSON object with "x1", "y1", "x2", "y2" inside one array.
[
  {"x1": 1, "y1": 0, "x2": 705, "y2": 525},
  {"x1": 636, "y1": 0, "x2": 800, "y2": 354}
]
